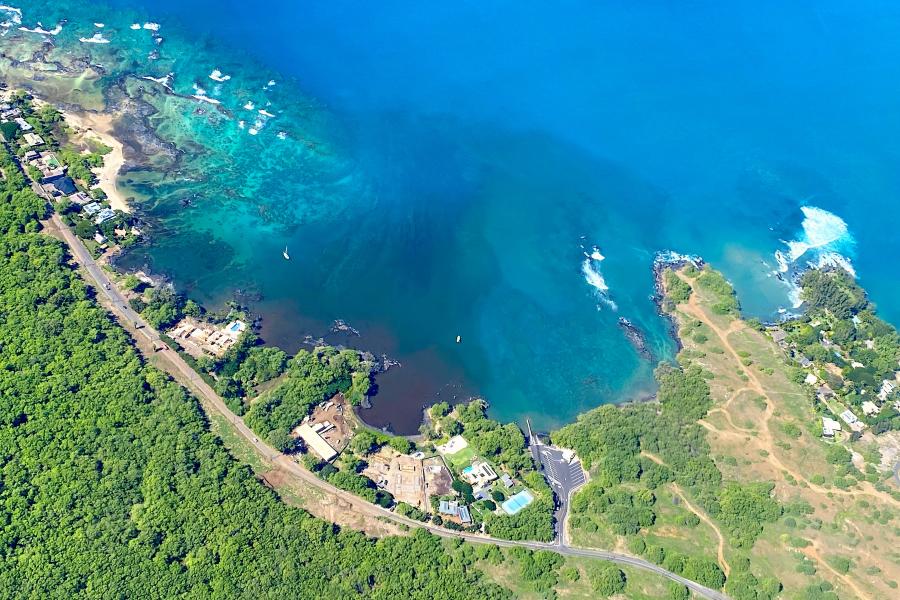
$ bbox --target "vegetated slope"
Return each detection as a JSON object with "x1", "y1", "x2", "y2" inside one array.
[
  {"x1": 0, "y1": 150, "x2": 509, "y2": 598},
  {"x1": 555, "y1": 262, "x2": 900, "y2": 600}
]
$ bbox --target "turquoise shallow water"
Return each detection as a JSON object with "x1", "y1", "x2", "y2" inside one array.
[{"x1": 6, "y1": 1, "x2": 900, "y2": 433}]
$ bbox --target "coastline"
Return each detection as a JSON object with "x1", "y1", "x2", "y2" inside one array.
[{"x1": 62, "y1": 109, "x2": 130, "y2": 213}]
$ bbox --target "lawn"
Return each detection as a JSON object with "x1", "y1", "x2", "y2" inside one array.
[{"x1": 440, "y1": 443, "x2": 477, "y2": 474}]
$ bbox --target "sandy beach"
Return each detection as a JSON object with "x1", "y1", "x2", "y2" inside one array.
[{"x1": 62, "y1": 110, "x2": 130, "y2": 213}]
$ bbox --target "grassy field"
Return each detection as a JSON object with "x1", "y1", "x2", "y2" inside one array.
[
  {"x1": 475, "y1": 552, "x2": 672, "y2": 600},
  {"x1": 439, "y1": 442, "x2": 477, "y2": 473},
  {"x1": 668, "y1": 266, "x2": 900, "y2": 599}
]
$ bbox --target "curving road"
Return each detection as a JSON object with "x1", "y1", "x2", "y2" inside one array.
[{"x1": 47, "y1": 208, "x2": 729, "y2": 600}]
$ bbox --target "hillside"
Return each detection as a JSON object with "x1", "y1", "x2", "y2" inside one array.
[{"x1": 555, "y1": 263, "x2": 900, "y2": 600}]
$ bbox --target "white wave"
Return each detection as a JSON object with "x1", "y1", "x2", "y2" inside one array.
[
  {"x1": 243, "y1": 101, "x2": 255, "y2": 110},
  {"x1": 0, "y1": 5, "x2": 22, "y2": 27},
  {"x1": 143, "y1": 22, "x2": 160, "y2": 31},
  {"x1": 130, "y1": 23, "x2": 141, "y2": 30},
  {"x1": 773, "y1": 249, "x2": 789, "y2": 273},
  {"x1": 581, "y1": 245, "x2": 617, "y2": 310},
  {"x1": 141, "y1": 73, "x2": 174, "y2": 91},
  {"x1": 258, "y1": 109, "x2": 275, "y2": 118},
  {"x1": 192, "y1": 83, "x2": 207, "y2": 96},
  {"x1": 277, "y1": 131, "x2": 287, "y2": 140},
  {"x1": 774, "y1": 205, "x2": 855, "y2": 278},
  {"x1": 772, "y1": 205, "x2": 856, "y2": 312},
  {"x1": 192, "y1": 94, "x2": 220, "y2": 106},
  {"x1": 19, "y1": 22, "x2": 62, "y2": 35},
  {"x1": 94, "y1": 22, "x2": 104, "y2": 28},
  {"x1": 816, "y1": 252, "x2": 857, "y2": 278},
  {"x1": 581, "y1": 258, "x2": 608, "y2": 292},
  {"x1": 248, "y1": 127, "x2": 259, "y2": 135},
  {"x1": 785, "y1": 206, "x2": 852, "y2": 262},
  {"x1": 264, "y1": 79, "x2": 276, "y2": 88},
  {"x1": 80, "y1": 33, "x2": 109, "y2": 44},
  {"x1": 238, "y1": 120, "x2": 245, "y2": 129},
  {"x1": 209, "y1": 69, "x2": 231, "y2": 82},
  {"x1": 654, "y1": 250, "x2": 703, "y2": 266}
]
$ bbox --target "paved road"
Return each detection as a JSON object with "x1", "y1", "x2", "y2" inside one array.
[{"x1": 45, "y1": 205, "x2": 728, "y2": 600}]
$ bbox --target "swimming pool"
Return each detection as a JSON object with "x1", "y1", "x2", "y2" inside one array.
[
  {"x1": 501, "y1": 490, "x2": 534, "y2": 515},
  {"x1": 462, "y1": 465, "x2": 474, "y2": 475}
]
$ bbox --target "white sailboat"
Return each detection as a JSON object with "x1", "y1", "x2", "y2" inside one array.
[{"x1": 282, "y1": 246, "x2": 290, "y2": 260}]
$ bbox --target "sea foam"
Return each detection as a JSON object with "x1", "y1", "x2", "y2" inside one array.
[
  {"x1": 19, "y1": 22, "x2": 62, "y2": 35},
  {"x1": 209, "y1": 69, "x2": 231, "y2": 82},
  {"x1": 80, "y1": 32, "x2": 110, "y2": 44},
  {"x1": 581, "y1": 244, "x2": 617, "y2": 310},
  {"x1": 774, "y1": 205, "x2": 856, "y2": 308}
]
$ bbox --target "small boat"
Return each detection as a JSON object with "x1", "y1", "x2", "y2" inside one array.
[
  {"x1": 282, "y1": 246, "x2": 290, "y2": 260},
  {"x1": 456, "y1": 335, "x2": 461, "y2": 343}
]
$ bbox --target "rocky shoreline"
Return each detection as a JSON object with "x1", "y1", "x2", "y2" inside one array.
[{"x1": 649, "y1": 251, "x2": 705, "y2": 352}]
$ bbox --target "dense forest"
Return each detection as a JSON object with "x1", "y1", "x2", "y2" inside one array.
[{"x1": 0, "y1": 142, "x2": 511, "y2": 598}]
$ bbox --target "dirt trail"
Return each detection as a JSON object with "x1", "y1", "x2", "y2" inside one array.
[
  {"x1": 641, "y1": 452, "x2": 731, "y2": 577},
  {"x1": 802, "y1": 544, "x2": 872, "y2": 600},
  {"x1": 676, "y1": 272, "x2": 898, "y2": 507}
]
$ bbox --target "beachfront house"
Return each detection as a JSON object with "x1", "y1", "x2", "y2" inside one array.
[
  {"x1": 94, "y1": 208, "x2": 116, "y2": 225},
  {"x1": 22, "y1": 132, "x2": 43, "y2": 147},
  {"x1": 83, "y1": 202, "x2": 102, "y2": 217},
  {"x1": 68, "y1": 192, "x2": 93, "y2": 205},
  {"x1": 43, "y1": 174, "x2": 77, "y2": 196}
]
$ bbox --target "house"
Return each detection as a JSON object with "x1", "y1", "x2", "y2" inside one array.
[
  {"x1": 83, "y1": 202, "x2": 102, "y2": 216},
  {"x1": 804, "y1": 373, "x2": 818, "y2": 385},
  {"x1": 294, "y1": 423, "x2": 337, "y2": 461},
  {"x1": 878, "y1": 380, "x2": 896, "y2": 402},
  {"x1": 839, "y1": 409, "x2": 859, "y2": 425},
  {"x1": 861, "y1": 401, "x2": 881, "y2": 417},
  {"x1": 839, "y1": 409, "x2": 865, "y2": 432},
  {"x1": 462, "y1": 461, "x2": 498, "y2": 489},
  {"x1": 23, "y1": 150, "x2": 39, "y2": 161},
  {"x1": 44, "y1": 175, "x2": 77, "y2": 196},
  {"x1": 770, "y1": 328, "x2": 787, "y2": 346},
  {"x1": 864, "y1": 340, "x2": 876, "y2": 350},
  {"x1": 798, "y1": 356, "x2": 813, "y2": 368},
  {"x1": 474, "y1": 489, "x2": 490, "y2": 502},
  {"x1": 93, "y1": 232, "x2": 107, "y2": 245},
  {"x1": 22, "y1": 132, "x2": 43, "y2": 146},
  {"x1": 816, "y1": 385, "x2": 835, "y2": 400},
  {"x1": 94, "y1": 208, "x2": 116, "y2": 224},
  {"x1": 500, "y1": 474, "x2": 514, "y2": 489},
  {"x1": 438, "y1": 500, "x2": 460, "y2": 517},
  {"x1": 822, "y1": 416, "x2": 842, "y2": 438},
  {"x1": 68, "y1": 192, "x2": 93, "y2": 205},
  {"x1": 438, "y1": 500, "x2": 472, "y2": 524},
  {"x1": 13, "y1": 117, "x2": 31, "y2": 131}
]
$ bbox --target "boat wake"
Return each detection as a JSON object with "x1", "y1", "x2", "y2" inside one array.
[
  {"x1": 773, "y1": 206, "x2": 855, "y2": 307},
  {"x1": 580, "y1": 242, "x2": 616, "y2": 311}
]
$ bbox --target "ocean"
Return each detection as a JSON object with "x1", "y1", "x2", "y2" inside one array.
[{"x1": 4, "y1": 1, "x2": 900, "y2": 433}]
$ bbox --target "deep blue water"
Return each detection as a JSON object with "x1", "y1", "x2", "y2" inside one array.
[{"x1": 9, "y1": 1, "x2": 900, "y2": 432}]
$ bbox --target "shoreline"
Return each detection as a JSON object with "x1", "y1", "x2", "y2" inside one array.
[{"x1": 61, "y1": 109, "x2": 130, "y2": 213}]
